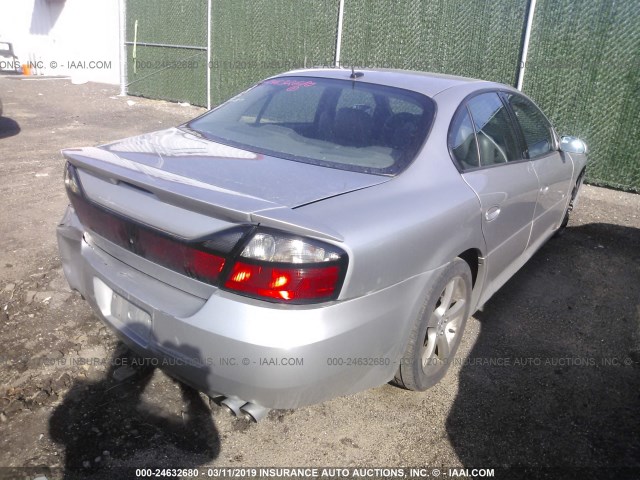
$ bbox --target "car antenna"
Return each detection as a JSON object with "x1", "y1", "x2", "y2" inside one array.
[{"x1": 350, "y1": 66, "x2": 363, "y2": 80}]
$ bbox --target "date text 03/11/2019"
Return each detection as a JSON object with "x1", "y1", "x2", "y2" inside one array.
[{"x1": 134, "y1": 467, "x2": 497, "y2": 478}]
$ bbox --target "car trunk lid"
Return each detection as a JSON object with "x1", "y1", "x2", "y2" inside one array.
[
  {"x1": 62, "y1": 127, "x2": 389, "y2": 241},
  {"x1": 102, "y1": 127, "x2": 387, "y2": 207}
]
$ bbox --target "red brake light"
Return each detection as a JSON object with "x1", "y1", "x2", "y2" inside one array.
[{"x1": 224, "y1": 261, "x2": 341, "y2": 302}]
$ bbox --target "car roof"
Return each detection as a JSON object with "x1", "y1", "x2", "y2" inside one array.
[{"x1": 275, "y1": 67, "x2": 504, "y2": 97}]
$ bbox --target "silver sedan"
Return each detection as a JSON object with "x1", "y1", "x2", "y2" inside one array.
[{"x1": 57, "y1": 68, "x2": 587, "y2": 420}]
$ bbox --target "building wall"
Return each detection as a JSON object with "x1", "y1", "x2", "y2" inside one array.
[{"x1": 0, "y1": 0, "x2": 120, "y2": 84}]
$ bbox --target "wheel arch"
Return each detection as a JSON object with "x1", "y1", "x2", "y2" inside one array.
[{"x1": 457, "y1": 247, "x2": 486, "y2": 314}]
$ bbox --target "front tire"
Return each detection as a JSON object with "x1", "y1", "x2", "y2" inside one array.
[{"x1": 394, "y1": 258, "x2": 472, "y2": 391}]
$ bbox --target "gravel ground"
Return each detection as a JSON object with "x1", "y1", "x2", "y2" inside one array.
[{"x1": 0, "y1": 76, "x2": 638, "y2": 480}]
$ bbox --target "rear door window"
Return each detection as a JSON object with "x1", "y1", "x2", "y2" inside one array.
[
  {"x1": 449, "y1": 107, "x2": 479, "y2": 170},
  {"x1": 467, "y1": 92, "x2": 523, "y2": 166}
]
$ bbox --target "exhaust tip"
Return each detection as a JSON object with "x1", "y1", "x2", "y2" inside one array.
[
  {"x1": 220, "y1": 396, "x2": 245, "y2": 417},
  {"x1": 207, "y1": 393, "x2": 225, "y2": 409},
  {"x1": 240, "y1": 402, "x2": 270, "y2": 422}
]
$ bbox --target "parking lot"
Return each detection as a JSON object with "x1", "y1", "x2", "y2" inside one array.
[{"x1": 0, "y1": 76, "x2": 638, "y2": 479}]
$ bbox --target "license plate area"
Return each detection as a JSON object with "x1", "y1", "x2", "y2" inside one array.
[{"x1": 94, "y1": 277, "x2": 152, "y2": 347}]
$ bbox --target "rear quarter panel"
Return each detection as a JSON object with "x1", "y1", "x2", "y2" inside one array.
[{"x1": 299, "y1": 173, "x2": 482, "y2": 301}]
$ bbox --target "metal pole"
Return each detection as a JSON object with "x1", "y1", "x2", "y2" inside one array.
[
  {"x1": 123, "y1": 41, "x2": 206, "y2": 50},
  {"x1": 517, "y1": 0, "x2": 537, "y2": 91},
  {"x1": 118, "y1": 0, "x2": 127, "y2": 96},
  {"x1": 334, "y1": 0, "x2": 345, "y2": 67},
  {"x1": 207, "y1": 0, "x2": 212, "y2": 109}
]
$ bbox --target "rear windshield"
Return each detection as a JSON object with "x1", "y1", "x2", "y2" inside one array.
[{"x1": 187, "y1": 76, "x2": 435, "y2": 175}]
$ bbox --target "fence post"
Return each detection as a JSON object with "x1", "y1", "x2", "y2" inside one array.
[
  {"x1": 334, "y1": 0, "x2": 345, "y2": 67},
  {"x1": 118, "y1": 0, "x2": 127, "y2": 96},
  {"x1": 517, "y1": 0, "x2": 537, "y2": 90},
  {"x1": 207, "y1": 0, "x2": 212, "y2": 109}
]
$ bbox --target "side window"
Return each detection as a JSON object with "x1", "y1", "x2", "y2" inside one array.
[
  {"x1": 467, "y1": 92, "x2": 523, "y2": 166},
  {"x1": 505, "y1": 94, "x2": 554, "y2": 158},
  {"x1": 449, "y1": 107, "x2": 479, "y2": 170}
]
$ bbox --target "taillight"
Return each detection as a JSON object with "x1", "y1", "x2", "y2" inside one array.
[
  {"x1": 239, "y1": 232, "x2": 342, "y2": 263},
  {"x1": 64, "y1": 162, "x2": 348, "y2": 304},
  {"x1": 225, "y1": 261, "x2": 341, "y2": 301},
  {"x1": 64, "y1": 162, "x2": 82, "y2": 195},
  {"x1": 221, "y1": 230, "x2": 347, "y2": 303}
]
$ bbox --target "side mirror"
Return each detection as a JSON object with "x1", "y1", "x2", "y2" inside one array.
[{"x1": 560, "y1": 136, "x2": 588, "y2": 154}]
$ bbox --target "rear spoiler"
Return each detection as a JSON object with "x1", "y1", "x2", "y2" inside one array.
[{"x1": 62, "y1": 147, "x2": 344, "y2": 242}]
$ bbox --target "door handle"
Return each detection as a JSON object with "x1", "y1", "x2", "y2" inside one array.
[{"x1": 485, "y1": 206, "x2": 501, "y2": 221}]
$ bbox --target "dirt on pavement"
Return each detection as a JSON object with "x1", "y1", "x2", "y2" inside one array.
[{"x1": 0, "y1": 76, "x2": 638, "y2": 480}]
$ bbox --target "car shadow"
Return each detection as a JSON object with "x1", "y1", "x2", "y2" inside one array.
[
  {"x1": 49, "y1": 341, "x2": 220, "y2": 479},
  {"x1": 0, "y1": 116, "x2": 21, "y2": 139},
  {"x1": 446, "y1": 223, "x2": 640, "y2": 478}
]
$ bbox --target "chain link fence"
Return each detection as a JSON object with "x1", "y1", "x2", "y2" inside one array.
[
  {"x1": 124, "y1": 0, "x2": 640, "y2": 192},
  {"x1": 523, "y1": 0, "x2": 640, "y2": 192},
  {"x1": 125, "y1": 0, "x2": 208, "y2": 107},
  {"x1": 209, "y1": 0, "x2": 338, "y2": 106},
  {"x1": 340, "y1": 0, "x2": 528, "y2": 86}
]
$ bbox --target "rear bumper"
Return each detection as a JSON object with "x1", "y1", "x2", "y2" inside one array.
[{"x1": 57, "y1": 206, "x2": 442, "y2": 408}]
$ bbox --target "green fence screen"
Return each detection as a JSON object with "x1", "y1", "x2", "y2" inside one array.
[
  {"x1": 209, "y1": 0, "x2": 338, "y2": 105},
  {"x1": 125, "y1": 0, "x2": 640, "y2": 192},
  {"x1": 126, "y1": 0, "x2": 208, "y2": 107},
  {"x1": 523, "y1": 0, "x2": 640, "y2": 192},
  {"x1": 340, "y1": 0, "x2": 527, "y2": 86}
]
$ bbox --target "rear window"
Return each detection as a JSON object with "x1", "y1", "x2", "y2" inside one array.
[{"x1": 188, "y1": 76, "x2": 435, "y2": 175}]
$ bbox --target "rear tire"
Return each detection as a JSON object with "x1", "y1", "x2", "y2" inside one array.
[{"x1": 393, "y1": 258, "x2": 472, "y2": 391}]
